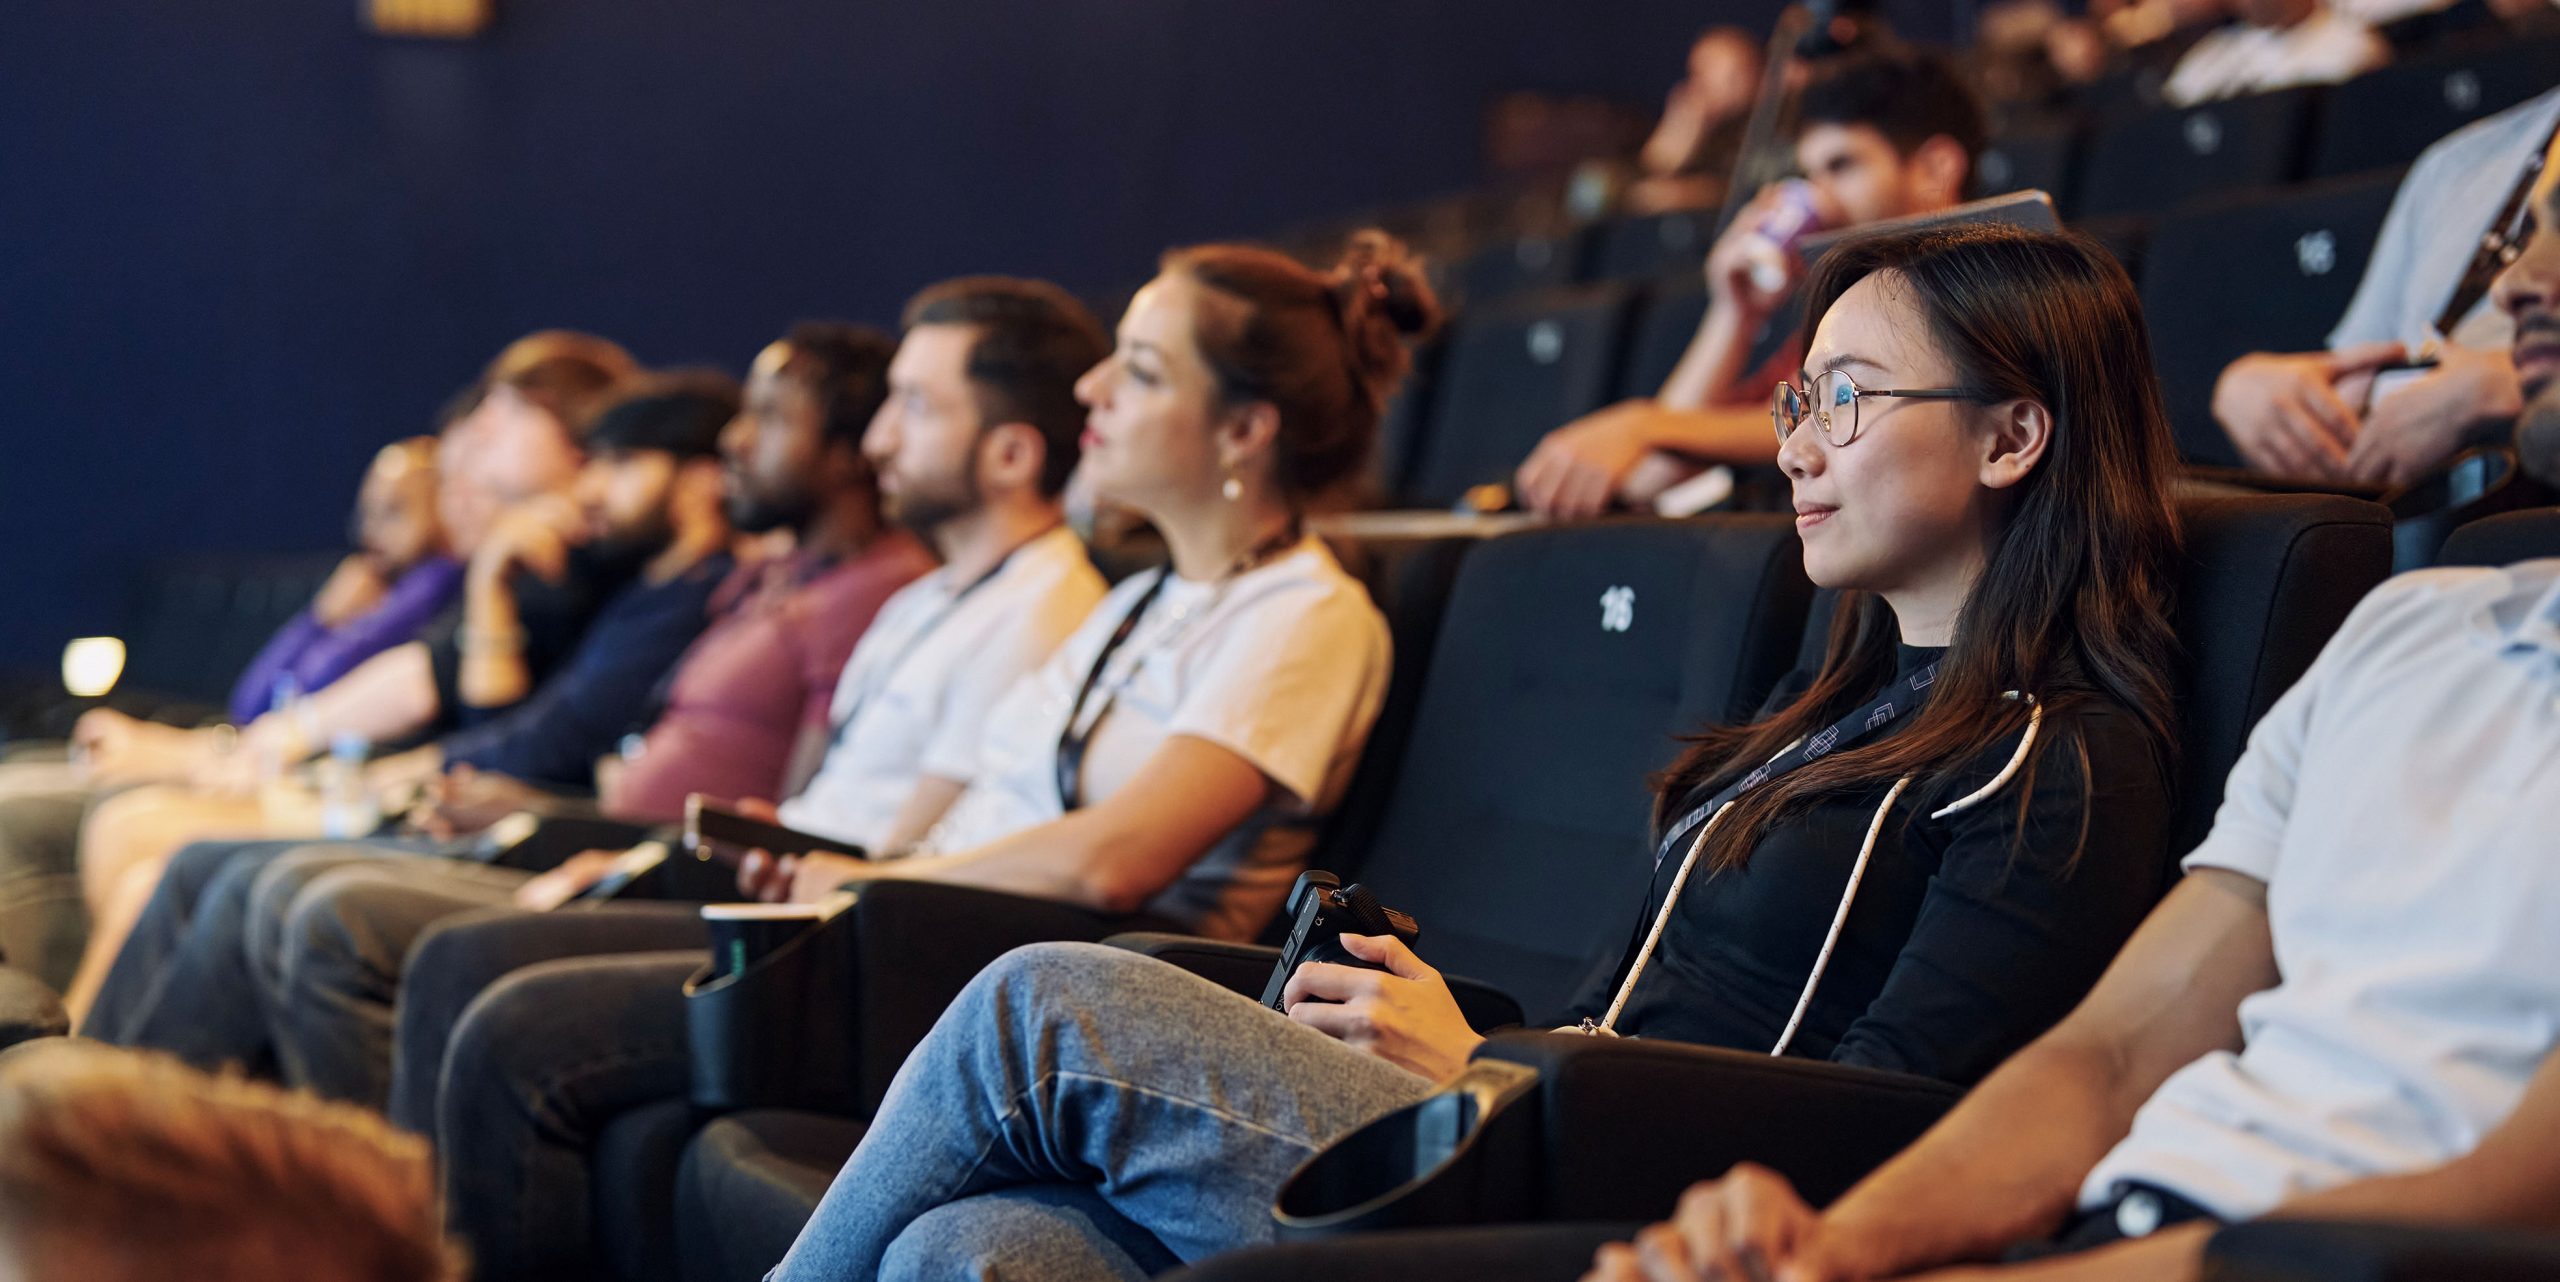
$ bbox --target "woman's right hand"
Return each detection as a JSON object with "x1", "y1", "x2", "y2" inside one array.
[{"x1": 1583, "y1": 1164, "x2": 1839, "y2": 1282}]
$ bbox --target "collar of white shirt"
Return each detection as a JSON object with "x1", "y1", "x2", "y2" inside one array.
[{"x1": 2470, "y1": 563, "x2": 2560, "y2": 661}]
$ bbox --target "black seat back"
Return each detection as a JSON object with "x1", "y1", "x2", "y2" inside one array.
[
  {"x1": 1794, "y1": 493, "x2": 2388, "y2": 872},
  {"x1": 1456, "y1": 233, "x2": 1583, "y2": 308},
  {"x1": 1976, "y1": 120, "x2": 2082, "y2": 215},
  {"x1": 1404, "y1": 286, "x2": 1637, "y2": 508},
  {"x1": 1339, "y1": 516, "x2": 1813, "y2": 1021},
  {"x1": 2167, "y1": 493, "x2": 2392, "y2": 857},
  {"x1": 2437, "y1": 506, "x2": 2560, "y2": 567},
  {"x1": 2311, "y1": 36, "x2": 2560, "y2": 179},
  {"x1": 1581, "y1": 210, "x2": 1718, "y2": 285},
  {"x1": 2078, "y1": 87, "x2": 2321, "y2": 219},
  {"x1": 1613, "y1": 278, "x2": 1712, "y2": 402},
  {"x1": 2139, "y1": 170, "x2": 2405, "y2": 465},
  {"x1": 119, "y1": 552, "x2": 342, "y2": 710}
]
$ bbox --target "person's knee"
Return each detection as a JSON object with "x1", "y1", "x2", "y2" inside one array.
[
  {"x1": 980, "y1": 940, "x2": 1148, "y2": 1006},
  {"x1": 877, "y1": 1201, "x2": 996, "y2": 1282}
]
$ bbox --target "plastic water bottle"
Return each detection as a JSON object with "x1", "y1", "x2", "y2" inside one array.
[{"x1": 319, "y1": 732, "x2": 380, "y2": 839}]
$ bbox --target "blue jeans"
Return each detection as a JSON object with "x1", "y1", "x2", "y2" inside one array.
[{"x1": 769, "y1": 941, "x2": 1436, "y2": 1282}]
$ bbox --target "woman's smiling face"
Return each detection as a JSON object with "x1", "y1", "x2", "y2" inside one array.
[{"x1": 1780, "y1": 269, "x2": 2016, "y2": 608}]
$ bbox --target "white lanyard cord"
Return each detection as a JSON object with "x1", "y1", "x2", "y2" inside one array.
[{"x1": 1588, "y1": 697, "x2": 2043, "y2": 1049}]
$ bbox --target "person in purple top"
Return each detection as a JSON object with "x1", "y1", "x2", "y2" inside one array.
[{"x1": 221, "y1": 437, "x2": 465, "y2": 726}]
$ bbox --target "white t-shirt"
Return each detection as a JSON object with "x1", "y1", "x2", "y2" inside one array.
[
  {"x1": 920, "y1": 536, "x2": 1392, "y2": 941},
  {"x1": 776, "y1": 525, "x2": 1104, "y2": 852},
  {"x1": 2330, "y1": 87, "x2": 2560, "y2": 353},
  {"x1": 2081, "y1": 562, "x2": 2560, "y2": 1220},
  {"x1": 2162, "y1": 11, "x2": 2386, "y2": 107}
]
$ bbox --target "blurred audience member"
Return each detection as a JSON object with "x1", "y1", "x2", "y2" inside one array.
[
  {"x1": 2214, "y1": 89, "x2": 2556, "y2": 482},
  {"x1": 62, "y1": 377, "x2": 740, "y2": 1023},
  {"x1": 414, "y1": 236, "x2": 1431, "y2": 1278},
  {"x1": 2161, "y1": 0, "x2": 2388, "y2": 105},
  {"x1": 73, "y1": 436, "x2": 460, "y2": 787},
  {"x1": 114, "y1": 283, "x2": 1110, "y2": 1112},
  {"x1": 1517, "y1": 47, "x2": 1984, "y2": 518},
  {"x1": 0, "y1": 1041, "x2": 459, "y2": 1282},
  {"x1": 1623, "y1": 27, "x2": 1766, "y2": 216}
]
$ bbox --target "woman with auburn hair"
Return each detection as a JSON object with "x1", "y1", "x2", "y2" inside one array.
[
  {"x1": 416, "y1": 236, "x2": 1443, "y2": 1278},
  {"x1": 767, "y1": 223, "x2": 2188, "y2": 1281}
]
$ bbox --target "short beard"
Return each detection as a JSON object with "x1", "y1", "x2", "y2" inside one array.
[
  {"x1": 2517, "y1": 382, "x2": 2560, "y2": 491},
  {"x1": 583, "y1": 508, "x2": 677, "y2": 581},
  {"x1": 725, "y1": 487, "x2": 815, "y2": 536},
  {"x1": 883, "y1": 460, "x2": 984, "y2": 539}
]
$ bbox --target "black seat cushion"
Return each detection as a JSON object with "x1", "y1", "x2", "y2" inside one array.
[
  {"x1": 1339, "y1": 516, "x2": 1811, "y2": 1021},
  {"x1": 1404, "y1": 286, "x2": 1638, "y2": 508},
  {"x1": 2078, "y1": 87, "x2": 2321, "y2": 219},
  {"x1": 2139, "y1": 170, "x2": 2405, "y2": 466},
  {"x1": 2436, "y1": 506, "x2": 2560, "y2": 567},
  {"x1": 673, "y1": 1110, "x2": 870, "y2": 1282}
]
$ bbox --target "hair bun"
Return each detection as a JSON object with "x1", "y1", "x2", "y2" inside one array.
[{"x1": 1327, "y1": 230, "x2": 1443, "y2": 404}]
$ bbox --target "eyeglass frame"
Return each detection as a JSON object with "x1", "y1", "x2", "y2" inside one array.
[{"x1": 1770, "y1": 369, "x2": 2000, "y2": 447}]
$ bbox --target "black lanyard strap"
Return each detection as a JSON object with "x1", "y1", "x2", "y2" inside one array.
[
  {"x1": 1052, "y1": 524, "x2": 1302, "y2": 810},
  {"x1": 826, "y1": 528, "x2": 1061, "y2": 747},
  {"x1": 2435, "y1": 118, "x2": 2558, "y2": 341},
  {"x1": 1651, "y1": 658, "x2": 1941, "y2": 870}
]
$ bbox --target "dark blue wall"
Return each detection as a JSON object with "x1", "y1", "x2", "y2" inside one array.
[{"x1": 0, "y1": 1, "x2": 1945, "y2": 665}]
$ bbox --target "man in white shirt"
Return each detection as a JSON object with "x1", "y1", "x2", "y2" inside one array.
[
  {"x1": 116, "y1": 278, "x2": 1114, "y2": 1112},
  {"x1": 2162, "y1": 0, "x2": 2387, "y2": 106},
  {"x1": 1583, "y1": 165, "x2": 2560, "y2": 1282},
  {"x1": 2212, "y1": 86, "x2": 2558, "y2": 484}
]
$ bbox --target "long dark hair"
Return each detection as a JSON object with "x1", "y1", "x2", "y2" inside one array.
[{"x1": 1657, "y1": 224, "x2": 2182, "y2": 873}]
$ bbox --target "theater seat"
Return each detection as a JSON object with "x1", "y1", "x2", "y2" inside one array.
[
  {"x1": 2077, "y1": 87, "x2": 2321, "y2": 219},
  {"x1": 2434, "y1": 506, "x2": 2560, "y2": 567},
  {"x1": 1611, "y1": 278, "x2": 1710, "y2": 403},
  {"x1": 1455, "y1": 233, "x2": 1583, "y2": 307},
  {"x1": 2310, "y1": 35, "x2": 2560, "y2": 179},
  {"x1": 2138, "y1": 170, "x2": 2405, "y2": 466},
  {"x1": 1977, "y1": 119, "x2": 2082, "y2": 215},
  {"x1": 1402, "y1": 286, "x2": 1638, "y2": 508},
  {"x1": 2203, "y1": 1218, "x2": 2560, "y2": 1280},
  {"x1": 671, "y1": 1110, "x2": 871, "y2": 1282},
  {"x1": 1578, "y1": 209, "x2": 1716, "y2": 285},
  {"x1": 664, "y1": 516, "x2": 1813, "y2": 1280},
  {"x1": 1185, "y1": 492, "x2": 2391, "y2": 1259}
]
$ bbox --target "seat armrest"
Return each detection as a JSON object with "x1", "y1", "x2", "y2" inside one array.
[
  {"x1": 0, "y1": 968, "x2": 66, "y2": 1050},
  {"x1": 1106, "y1": 933, "x2": 1280, "y2": 997},
  {"x1": 842, "y1": 882, "x2": 1139, "y2": 1115},
  {"x1": 2203, "y1": 1220, "x2": 2560, "y2": 1281},
  {"x1": 1472, "y1": 1031, "x2": 1963, "y2": 1221},
  {"x1": 1106, "y1": 933, "x2": 1529, "y2": 1031}
]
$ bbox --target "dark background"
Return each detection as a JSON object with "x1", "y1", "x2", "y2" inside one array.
[{"x1": 0, "y1": 0, "x2": 1954, "y2": 667}]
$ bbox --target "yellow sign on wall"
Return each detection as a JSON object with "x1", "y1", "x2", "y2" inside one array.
[{"x1": 366, "y1": 0, "x2": 493, "y2": 39}]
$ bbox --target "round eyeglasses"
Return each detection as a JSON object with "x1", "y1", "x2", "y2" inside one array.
[{"x1": 1771, "y1": 369, "x2": 1993, "y2": 448}]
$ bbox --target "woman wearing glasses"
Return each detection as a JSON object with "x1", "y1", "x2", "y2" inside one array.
[{"x1": 765, "y1": 224, "x2": 2186, "y2": 1281}]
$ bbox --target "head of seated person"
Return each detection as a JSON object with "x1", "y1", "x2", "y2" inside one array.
[
  {"x1": 2500, "y1": 166, "x2": 2560, "y2": 484},
  {"x1": 571, "y1": 372, "x2": 742, "y2": 582},
  {"x1": 436, "y1": 329, "x2": 637, "y2": 559},
  {"x1": 0, "y1": 1041, "x2": 459, "y2": 1282},
  {"x1": 1791, "y1": 45, "x2": 1985, "y2": 229},
  {"x1": 865, "y1": 277, "x2": 1109, "y2": 545},
  {"x1": 1076, "y1": 232, "x2": 1443, "y2": 562},
  {"x1": 721, "y1": 321, "x2": 898, "y2": 541},
  {"x1": 351, "y1": 436, "x2": 447, "y2": 580},
  {"x1": 1660, "y1": 221, "x2": 2182, "y2": 879}
]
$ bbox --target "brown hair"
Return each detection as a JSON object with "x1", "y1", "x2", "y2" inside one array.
[
  {"x1": 903, "y1": 278, "x2": 1111, "y2": 497},
  {"x1": 1162, "y1": 231, "x2": 1443, "y2": 503},
  {"x1": 0, "y1": 1042, "x2": 461, "y2": 1282},
  {"x1": 1657, "y1": 224, "x2": 2181, "y2": 874},
  {"x1": 481, "y1": 329, "x2": 639, "y2": 440}
]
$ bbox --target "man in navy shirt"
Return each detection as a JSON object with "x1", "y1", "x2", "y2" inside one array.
[{"x1": 76, "y1": 378, "x2": 742, "y2": 1060}]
